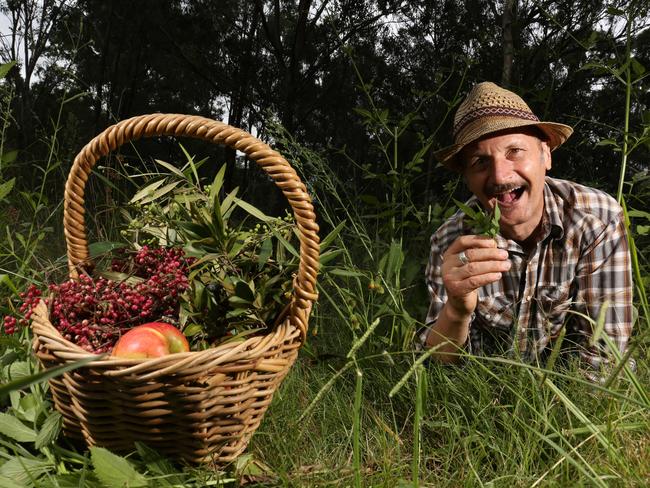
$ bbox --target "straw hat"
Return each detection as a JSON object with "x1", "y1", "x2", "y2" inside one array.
[{"x1": 435, "y1": 82, "x2": 573, "y2": 170}]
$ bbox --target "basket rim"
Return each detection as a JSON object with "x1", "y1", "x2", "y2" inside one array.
[{"x1": 31, "y1": 300, "x2": 303, "y2": 379}]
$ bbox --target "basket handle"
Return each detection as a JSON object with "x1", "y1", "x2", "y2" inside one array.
[{"x1": 63, "y1": 114, "x2": 319, "y2": 340}]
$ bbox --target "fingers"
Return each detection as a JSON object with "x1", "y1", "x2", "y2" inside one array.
[
  {"x1": 443, "y1": 268, "x2": 506, "y2": 308},
  {"x1": 455, "y1": 258, "x2": 510, "y2": 278},
  {"x1": 446, "y1": 235, "x2": 497, "y2": 254},
  {"x1": 460, "y1": 247, "x2": 509, "y2": 264},
  {"x1": 440, "y1": 235, "x2": 511, "y2": 311},
  {"x1": 442, "y1": 235, "x2": 508, "y2": 268}
]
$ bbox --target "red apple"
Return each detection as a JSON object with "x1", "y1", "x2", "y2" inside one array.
[{"x1": 112, "y1": 322, "x2": 190, "y2": 359}]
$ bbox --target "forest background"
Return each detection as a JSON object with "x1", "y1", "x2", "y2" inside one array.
[{"x1": 0, "y1": 0, "x2": 649, "y2": 486}]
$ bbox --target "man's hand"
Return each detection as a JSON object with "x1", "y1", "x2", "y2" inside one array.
[{"x1": 442, "y1": 235, "x2": 511, "y2": 317}]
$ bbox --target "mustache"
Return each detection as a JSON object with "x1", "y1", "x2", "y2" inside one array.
[{"x1": 486, "y1": 182, "x2": 527, "y2": 196}]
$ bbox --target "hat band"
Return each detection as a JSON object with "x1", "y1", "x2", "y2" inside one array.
[{"x1": 453, "y1": 106, "x2": 540, "y2": 139}]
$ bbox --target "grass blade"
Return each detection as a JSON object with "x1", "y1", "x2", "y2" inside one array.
[
  {"x1": 412, "y1": 365, "x2": 425, "y2": 488},
  {"x1": 353, "y1": 368, "x2": 363, "y2": 488}
]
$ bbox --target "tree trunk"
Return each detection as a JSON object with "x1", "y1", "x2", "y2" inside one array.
[{"x1": 501, "y1": 0, "x2": 515, "y2": 87}]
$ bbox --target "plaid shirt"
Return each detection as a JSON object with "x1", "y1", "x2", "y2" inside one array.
[{"x1": 421, "y1": 177, "x2": 634, "y2": 380}]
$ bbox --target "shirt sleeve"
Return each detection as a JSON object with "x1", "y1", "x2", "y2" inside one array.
[
  {"x1": 417, "y1": 234, "x2": 445, "y2": 347},
  {"x1": 572, "y1": 212, "x2": 634, "y2": 381}
]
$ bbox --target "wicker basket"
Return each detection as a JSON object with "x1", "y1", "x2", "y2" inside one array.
[{"x1": 30, "y1": 114, "x2": 319, "y2": 466}]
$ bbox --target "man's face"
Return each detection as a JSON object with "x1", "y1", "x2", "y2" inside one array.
[{"x1": 460, "y1": 129, "x2": 552, "y2": 242}]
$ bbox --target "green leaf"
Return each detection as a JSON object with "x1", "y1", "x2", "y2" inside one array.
[
  {"x1": 210, "y1": 189, "x2": 226, "y2": 242},
  {"x1": 91, "y1": 447, "x2": 148, "y2": 488},
  {"x1": 35, "y1": 472, "x2": 104, "y2": 488},
  {"x1": 234, "y1": 279, "x2": 255, "y2": 302},
  {"x1": 380, "y1": 240, "x2": 404, "y2": 283},
  {"x1": 258, "y1": 238, "x2": 273, "y2": 270},
  {"x1": 98, "y1": 270, "x2": 145, "y2": 286},
  {"x1": 209, "y1": 164, "x2": 227, "y2": 205},
  {"x1": 89, "y1": 241, "x2": 126, "y2": 258},
  {"x1": 328, "y1": 268, "x2": 365, "y2": 277},
  {"x1": 179, "y1": 144, "x2": 201, "y2": 183},
  {"x1": 628, "y1": 209, "x2": 650, "y2": 220},
  {"x1": 271, "y1": 228, "x2": 299, "y2": 258},
  {"x1": 0, "y1": 61, "x2": 16, "y2": 79},
  {"x1": 590, "y1": 300, "x2": 609, "y2": 346},
  {"x1": 1, "y1": 150, "x2": 17, "y2": 165},
  {"x1": 182, "y1": 322, "x2": 203, "y2": 337},
  {"x1": 130, "y1": 179, "x2": 166, "y2": 203},
  {"x1": 0, "y1": 474, "x2": 23, "y2": 488},
  {"x1": 359, "y1": 194, "x2": 380, "y2": 206},
  {"x1": 153, "y1": 158, "x2": 186, "y2": 179},
  {"x1": 220, "y1": 187, "x2": 239, "y2": 217},
  {"x1": 455, "y1": 198, "x2": 500, "y2": 237},
  {"x1": 486, "y1": 203, "x2": 501, "y2": 238},
  {"x1": 6, "y1": 361, "x2": 30, "y2": 382},
  {"x1": 320, "y1": 220, "x2": 346, "y2": 251},
  {"x1": 17, "y1": 393, "x2": 38, "y2": 422},
  {"x1": 319, "y1": 249, "x2": 345, "y2": 265},
  {"x1": 0, "y1": 457, "x2": 52, "y2": 485},
  {"x1": 631, "y1": 57, "x2": 646, "y2": 77},
  {"x1": 140, "y1": 180, "x2": 182, "y2": 205},
  {"x1": 0, "y1": 274, "x2": 19, "y2": 295},
  {"x1": 234, "y1": 198, "x2": 273, "y2": 222},
  {"x1": 0, "y1": 177, "x2": 15, "y2": 200},
  {"x1": 192, "y1": 280, "x2": 207, "y2": 309},
  {"x1": 134, "y1": 442, "x2": 184, "y2": 486},
  {"x1": 606, "y1": 6, "x2": 624, "y2": 15},
  {"x1": 35, "y1": 411, "x2": 62, "y2": 449},
  {"x1": 0, "y1": 412, "x2": 37, "y2": 442},
  {"x1": 453, "y1": 198, "x2": 478, "y2": 220},
  {"x1": 595, "y1": 138, "x2": 618, "y2": 147}
]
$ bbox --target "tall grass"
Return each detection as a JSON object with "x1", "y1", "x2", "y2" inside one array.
[{"x1": 251, "y1": 351, "x2": 649, "y2": 486}]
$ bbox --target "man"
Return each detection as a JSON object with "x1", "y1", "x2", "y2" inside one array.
[{"x1": 420, "y1": 81, "x2": 634, "y2": 381}]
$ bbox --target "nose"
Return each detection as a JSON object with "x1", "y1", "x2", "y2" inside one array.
[{"x1": 489, "y1": 155, "x2": 512, "y2": 184}]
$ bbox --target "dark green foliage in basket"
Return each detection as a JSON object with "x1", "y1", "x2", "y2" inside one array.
[{"x1": 119, "y1": 154, "x2": 298, "y2": 348}]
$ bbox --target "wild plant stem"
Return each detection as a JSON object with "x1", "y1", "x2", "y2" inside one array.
[
  {"x1": 616, "y1": 15, "x2": 632, "y2": 204},
  {"x1": 353, "y1": 368, "x2": 363, "y2": 488},
  {"x1": 412, "y1": 365, "x2": 424, "y2": 488}
]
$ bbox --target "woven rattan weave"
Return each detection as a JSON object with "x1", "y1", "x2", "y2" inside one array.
[{"x1": 30, "y1": 114, "x2": 319, "y2": 466}]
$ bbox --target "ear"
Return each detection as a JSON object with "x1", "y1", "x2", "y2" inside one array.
[{"x1": 541, "y1": 141, "x2": 552, "y2": 171}]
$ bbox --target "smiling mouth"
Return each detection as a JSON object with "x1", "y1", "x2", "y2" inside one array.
[{"x1": 494, "y1": 186, "x2": 525, "y2": 204}]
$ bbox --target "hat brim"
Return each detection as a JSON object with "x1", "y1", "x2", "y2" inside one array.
[{"x1": 435, "y1": 119, "x2": 573, "y2": 171}]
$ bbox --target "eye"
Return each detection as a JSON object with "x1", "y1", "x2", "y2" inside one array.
[
  {"x1": 470, "y1": 157, "x2": 488, "y2": 168},
  {"x1": 508, "y1": 147, "x2": 525, "y2": 159}
]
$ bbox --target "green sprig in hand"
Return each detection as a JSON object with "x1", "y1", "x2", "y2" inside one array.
[{"x1": 453, "y1": 199, "x2": 501, "y2": 238}]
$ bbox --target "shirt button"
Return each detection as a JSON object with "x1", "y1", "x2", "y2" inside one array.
[{"x1": 485, "y1": 313, "x2": 492, "y2": 320}]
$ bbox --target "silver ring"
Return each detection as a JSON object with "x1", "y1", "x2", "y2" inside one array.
[{"x1": 458, "y1": 251, "x2": 470, "y2": 265}]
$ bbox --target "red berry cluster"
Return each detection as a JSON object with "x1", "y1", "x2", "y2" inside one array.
[
  {"x1": 2, "y1": 286, "x2": 42, "y2": 334},
  {"x1": 3, "y1": 315, "x2": 17, "y2": 334},
  {"x1": 2, "y1": 246, "x2": 194, "y2": 353}
]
